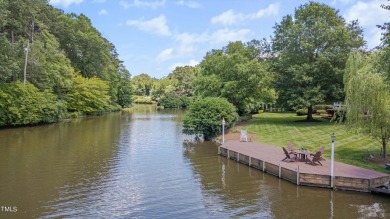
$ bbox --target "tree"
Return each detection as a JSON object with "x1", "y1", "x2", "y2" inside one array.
[
  {"x1": 377, "y1": 0, "x2": 390, "y2": 79},
  {"x1": 66, "y1": 75, "x2": 110, "y2": 114},
  {"x1": 183, "y1": 97, "x2": 238, "y2": 140},
  {"x1": 117, "y1": 64, "x2": 133, "y2": 108},
  {"x1": 167, "y1": 66, "x2": 198, "y2": 96},
  {"x1": 272, "y1": 2, "x2": 364, "y2": 120},
  {"x1": 151, "y1": 77, "x2": 175, "y2": 100},
  {"x1": 132, "y1": 73, "x2": 154, "y2": 96},
  {"x1": 27, "y1": 29, "x2": 75, "y2": 95},
  {"x1": 195, "y1": 41, "x2": 276, "y2": 115},
  {"x1": 344, "y1": 51, "x2": 390, "y2": 158}
]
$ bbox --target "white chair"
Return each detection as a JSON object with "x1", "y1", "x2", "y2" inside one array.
[{"x1": 240, "y1": 130, "x2": 248, "y2": 142}]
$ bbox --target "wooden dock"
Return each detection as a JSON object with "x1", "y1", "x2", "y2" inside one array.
[{"x1": 219, "y1": 140, "x2": 390, "y2": 192}]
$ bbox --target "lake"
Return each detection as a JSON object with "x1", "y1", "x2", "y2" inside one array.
[{"x1": 0, "y1": 105, "x2": 389, "y2": 218}]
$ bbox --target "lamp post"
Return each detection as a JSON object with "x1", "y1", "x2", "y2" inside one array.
[
  {"x1": 331, "y1": 133, "x2": 335, "y2": 188},
  {"x1": 222, "y1": 117, "x2": 226, "y2": 144}
]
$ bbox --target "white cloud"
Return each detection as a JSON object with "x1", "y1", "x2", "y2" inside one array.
[
  {"x1": 49, "y1": 0, "x2": 83, "y2": 8},
  {"x1": 176, "y1": 0, "x2": 201, "y2": 8},
  {"x1": 210, "y1": 28, "x2": 253, "y2": 43},
  {"x1": 169, "y1": 59, "x2": 199, "y2": 71},
  {"x1": 344, "y1": 0, "x2": 390, "y2": 48},
  {"x1": 119, "y1": 0, "x2": 166, "y2": 9},
  {"x1": 98, "y1": 9, "x2": 108, "y2": 16},
  {"x1": 331, "y1": 0, "x2": 355, "y2": 4},
  {"x1": 126, "y1": 15, "x2": 171, "y2": 36},
  {"x1": 157, "y1": 48, "x2": 174, "y2": 62},
  {"x1": 211, "y1": 3, "x2": 280, "y2": 25}
]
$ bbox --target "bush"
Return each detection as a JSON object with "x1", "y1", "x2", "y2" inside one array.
[
  {"x1": 183, "y1": 97, "x2": 238, "y2": 140},
  {"x1": 296, "y1": 109, "x2": 308, "y2": 116},
  {"x1": 158, "y1": 95, "x2": 192, "y2": 108},
  {"x1": 158, "y1": 96, "x2": 181, "y2": 108},
  {"x1": 314, "y1": 105, "x2": 334, "y2": 111},
  {"x1": 316, "y1": 109, "x2": 327, "y2": 114},
  {"x1": 133, "y1": 95, "x2": 154, "y2": 104},
  {"x1": 0, "y1": 82, "x2": 66, "y2": 126}
]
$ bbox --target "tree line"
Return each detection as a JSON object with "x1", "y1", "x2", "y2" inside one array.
[
  {"x1": 180, "y1": 2, "x2": 389, "y2": 142},
  {"x1": 0, "y1": 0, "x2": 132, "y2": 126}
]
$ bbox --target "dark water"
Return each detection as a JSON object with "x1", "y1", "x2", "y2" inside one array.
[{"x1": 0, "y1": 105, "x2": 389, "y2": 218}]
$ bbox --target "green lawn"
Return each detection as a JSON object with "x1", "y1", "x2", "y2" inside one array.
[{"x1": 235, "y1": 112, "x2": 388, "y2": 173}]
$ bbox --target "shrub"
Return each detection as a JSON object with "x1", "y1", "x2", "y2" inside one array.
[
  {"x1": 0, "y1": 82, "x2": 66, "y2": 126},
  {"x1": 158, "y1": 95, "x2": 193, "y2": 108},
  {"x1": 183, "y1": 97, "x2": 238, "y2": 140},
  {"x1": 314, "y1": 105, "x2": 334, "y2": 111},
  {"x1": 316, "y1": 109, "x2": 327, "y2": 114},
  {"x1": 296, "y1": 109, "x2": 308, "y2": 116},
  {"x1": 133, "y1": 95, "x2": 154, "y2": 104},
  {"x1": 158, "y1": 96, "x2": 181, "y2": 108}
]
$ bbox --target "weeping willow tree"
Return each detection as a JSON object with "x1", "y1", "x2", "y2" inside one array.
[{"x1": 345, "y1": 51, "x2": 390, "y2": 158}]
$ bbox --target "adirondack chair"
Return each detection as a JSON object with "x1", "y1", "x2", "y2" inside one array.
[
  {"x1": 305, "y1": 151, "x2": 323, "y2": 166},
  {"x1": 282, "y1": 147, "x2": 297, "y2": 162},
  {"x1": 240, "y1": 130, "x2": 248, "y2": 142},
  {"x1": 310, "y1": 145, "x2": 326, "y2": 161},
  {"x1": 287, "y1": 142, "x2": 296, "y2": 154}
]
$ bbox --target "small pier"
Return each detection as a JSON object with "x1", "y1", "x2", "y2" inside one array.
[{"x1": 219, "y1": 140, "x2": 390, "y2": 192}]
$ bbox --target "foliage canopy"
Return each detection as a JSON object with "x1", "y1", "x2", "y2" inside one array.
[{"x1": 272, "y1": 2, "x2": 364, "y2": 120}]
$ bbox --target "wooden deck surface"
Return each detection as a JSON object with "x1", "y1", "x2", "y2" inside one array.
[{"x1": 220, "y1": 140, "x2": 389, "y2": 180}]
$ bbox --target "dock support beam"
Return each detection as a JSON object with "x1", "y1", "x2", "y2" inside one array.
[
  {"x1": 279, "y1": 163, "x2": 281, "y2": 178},
  {"x1": 262, "y1": 161, "x2": 265, "y2": 172},
  {"x1": 297, "y1": 166, "x2": 300, "y2": 185}
]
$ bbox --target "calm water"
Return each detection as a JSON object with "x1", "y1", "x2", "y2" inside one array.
[{"x1": 0, "y1": 105, "x2": 389, "y2": 218}]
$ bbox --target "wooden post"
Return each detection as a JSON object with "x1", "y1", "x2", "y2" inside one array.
[
  {"x1": 249, "y1": 157, "x2": 252, "y2": 166},
  {"x1": 237, "y1": 153, "x2": 240, "y2": 162},
  {"x1": 262, "y1": 161, "x2": 265, "y2": 172},
  {"x1": 297, "y1": 166, "x2": 300, "y2": 185},
  {"x1": 279, "y1": 163, "x2": 281, "y2": 178},
  {"x1": 218, "y1": 146, "x2": 221, "y2": 155},
  {"x1": 227, "y1": 149, "x2": 230, "y2": 159}
]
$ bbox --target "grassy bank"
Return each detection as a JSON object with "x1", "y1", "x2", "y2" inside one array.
[{"x1": 235, "y1": 112, "x2": 387, "y2": 172}]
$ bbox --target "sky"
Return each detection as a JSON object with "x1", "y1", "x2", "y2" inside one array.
[{"x1": 48, "y1": 0, "x2": 390, "y2": 79}]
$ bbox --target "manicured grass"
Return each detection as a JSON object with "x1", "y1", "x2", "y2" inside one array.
[{"x1": 236, "y1": 112, "x2": 388, "y2": 173}]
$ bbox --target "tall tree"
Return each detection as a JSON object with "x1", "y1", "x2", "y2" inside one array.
[
  {"x1": 272, "y1": 2, "x2": 364, "y2": 120},
  {"x1": 132, "y1": 73, "x2": 154, "y2": 96},
  {"x1": 377, "y1": 0, "x2": 390, "y2": 79},
  {"x1": 195, "y1": 41, "x2": 275, "y2": 115},
  {"x1": 345, "y1": 51, "x2": 390, "y2": 158},
  {"x1": 167, "y1": 66, "x2": 198, "y2": 96}
]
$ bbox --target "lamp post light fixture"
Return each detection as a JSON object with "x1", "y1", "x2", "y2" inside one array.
[
  {"x1": 331, "y1": 133, "x2": 335, "y2": 188},
  {"x1": 222, "y1": 117, "x2": 226, "y2": 144}
]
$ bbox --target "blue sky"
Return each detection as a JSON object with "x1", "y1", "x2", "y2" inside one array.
[{"x1": 49, "y1": 0, "x2": 390, "y2": 79}]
